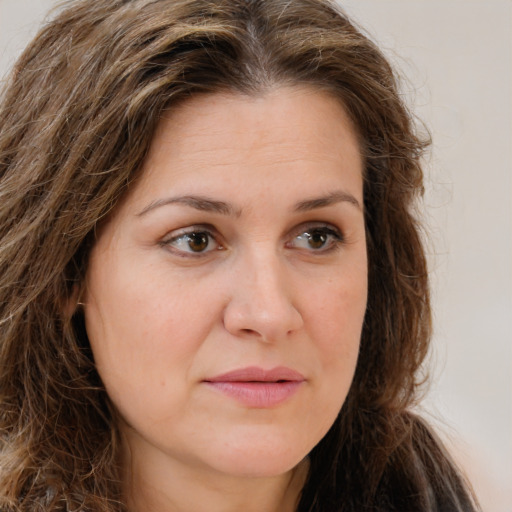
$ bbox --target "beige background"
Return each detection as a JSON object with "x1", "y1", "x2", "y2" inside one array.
[
  {"x1": 339, "y1": 3, "x2": 512, "y2": 510},
  {"x1": 1, "y1": 1, "x2": 511, "y2": 510}
]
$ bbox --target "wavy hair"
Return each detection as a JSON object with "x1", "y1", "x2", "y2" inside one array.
[{"x1": 0, "y1": 0, "x2": 478, "y2": 510}]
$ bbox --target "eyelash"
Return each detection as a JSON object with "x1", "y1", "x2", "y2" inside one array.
[
  {"x1": 160, "y1": 223, "x2": 345, "y2": 258},
  {"x1": 160, "y1": 226, "x2": 222, "y2": 257},
  {"x1": 287, "y1": 225, "x2": 344, "y2": 253}
]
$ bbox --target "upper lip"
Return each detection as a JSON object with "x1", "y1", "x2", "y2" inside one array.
[{"x1": 205, "y1": 366, "x2": 305, "y2": 383}]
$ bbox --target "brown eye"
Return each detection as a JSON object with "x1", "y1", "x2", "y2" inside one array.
[
  {"x1": 186, "y1": 232, "x2": 210, "y2": 252},
  {"x1": 164, "y1": 229, "x2": 219, "y2": 256},
  {"x1": 306, "y1": 230, "x2": 328, "y2": 249},
  {"x1": 290, "y1": 226, "x2": 343, "y2": 252}
]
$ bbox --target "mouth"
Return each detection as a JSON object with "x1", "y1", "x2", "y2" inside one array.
[{"x1": 204, "y1": 366, "x2": 305, "y2": 408}]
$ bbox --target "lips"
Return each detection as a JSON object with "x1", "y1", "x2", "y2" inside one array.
[{"x1": 204, "y1": 366, "x2": 305, "y2": 408}]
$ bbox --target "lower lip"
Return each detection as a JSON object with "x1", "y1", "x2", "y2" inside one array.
[{"x1": 205, "y1": 381, "x2": 303, "y2": 408}]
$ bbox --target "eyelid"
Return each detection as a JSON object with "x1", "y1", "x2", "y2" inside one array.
[
  {"x1": 160, "y1": 225, "x2": 223, "y2": 257},
  {"x1": 158, "y1": 221, "x2": 345, "y2": 258},
  {"x1": 289, "y1": 221, "x2": 344, "y2": 238},
  {"x1": 286, "y1": 222, "x2": 345, "y2": 252}
]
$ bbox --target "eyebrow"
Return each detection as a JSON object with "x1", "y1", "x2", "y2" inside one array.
[
  {"x1": 137, "y1": 195, "x2": 239, "y2": 217},
  {"x1": 294, "y1": 190, "x2": 362, "y2": 212},
  {"x1": 137, "y1": 190, "x2": 361, "y2": 217}
]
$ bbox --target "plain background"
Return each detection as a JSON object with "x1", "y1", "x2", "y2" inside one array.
[{"x1": 0, "y1": 1, "x2": 510, "y2": 511}]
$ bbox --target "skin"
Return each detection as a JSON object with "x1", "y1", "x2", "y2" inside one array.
[{"x1": 83, "y1": 86, "x2": 368, "y2": 512}]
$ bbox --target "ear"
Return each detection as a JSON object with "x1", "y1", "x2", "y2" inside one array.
[{"x1": 63, "y1": 283, "x2": 84, "y2": 319}]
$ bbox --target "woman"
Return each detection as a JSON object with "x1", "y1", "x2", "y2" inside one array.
[{"x1": 0, "y1": 0, "x2": 480, "y2": 510}]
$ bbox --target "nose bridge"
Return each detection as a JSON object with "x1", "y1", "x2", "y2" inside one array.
[
  {"x1": 246, "y1": 245, "x2": 286, "y2": 305},
  {"x1": 223, "y1": 243, "x2": 303, "y2": 341}
]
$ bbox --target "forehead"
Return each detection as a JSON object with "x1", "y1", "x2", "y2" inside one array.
[
  {"x1": 123, "y1": 86, "x2": 364, "y2": 211},
  {"x1": 153, "y1": 87, "x2": 359, "y2": 160}
]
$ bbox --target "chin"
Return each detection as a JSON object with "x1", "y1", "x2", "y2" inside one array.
[
  {"x1": 214, "y1": 455, "x2": 303, "y2": 479},
  {"x1": 200, "y1": 431, "x2": 312, "y2": 478}
]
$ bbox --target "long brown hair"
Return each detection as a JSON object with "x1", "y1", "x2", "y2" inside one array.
[{"x1": 0, "y1": 0, "x2": 479, "y2": 510}]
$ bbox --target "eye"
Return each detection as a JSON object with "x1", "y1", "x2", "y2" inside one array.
[
  {"x1": 289, "y1": 225, "x2": 344, "y2": 252},
  {"x1": 162, "y1": 228, "x2": 221, "y2": 256}
]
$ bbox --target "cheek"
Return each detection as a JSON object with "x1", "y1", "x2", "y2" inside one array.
[
  {"x1": 83, "y1": 259, "x2": 221, "y2": 416},
  {"x1": 292, "y1": 272, "x2": 366, "y2": 448},
  {"x1": 304, "y1": 263, "x2": 367, "y2": 394},
  {"x1": 307, "y1": 266, "x2": 367, "y2": 344},
  {"x1": 86, "y1": 255, "x2": 211, "y2": 348}
]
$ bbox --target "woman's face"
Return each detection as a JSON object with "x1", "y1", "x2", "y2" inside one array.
[{"x1": 84, "y1": 87, "x2": 367, "y2": 480}]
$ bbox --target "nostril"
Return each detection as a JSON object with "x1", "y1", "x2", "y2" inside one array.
[{"x1": 241, "y1": 328, "x2": 258, "y2": 335}]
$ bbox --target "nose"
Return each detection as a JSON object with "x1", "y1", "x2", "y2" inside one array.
[{"x1": 222, "y1": 249, "x2": 304, "y2": 342}]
